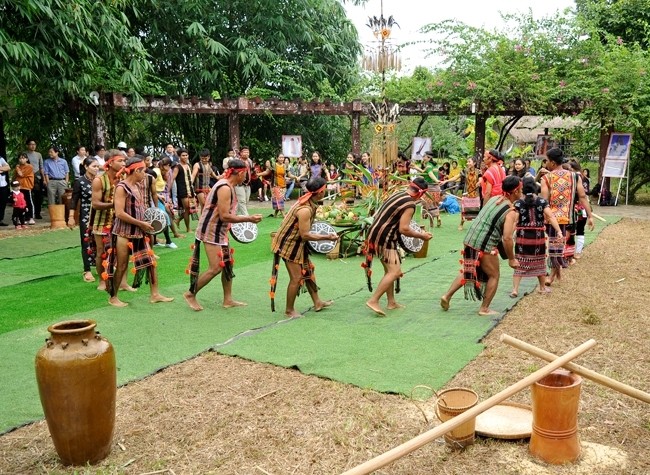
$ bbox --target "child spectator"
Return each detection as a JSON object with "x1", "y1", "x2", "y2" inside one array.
[
  {"x1": 10, "y1": 181, "x2": 28, "y2": 228},
  {"x1": 14, "y1": 152, "x2": 35, "y2": 224}
]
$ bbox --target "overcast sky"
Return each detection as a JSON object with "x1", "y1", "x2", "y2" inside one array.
[{"x1": 345, "y1": 0, "x2": 576, "y2": 72}]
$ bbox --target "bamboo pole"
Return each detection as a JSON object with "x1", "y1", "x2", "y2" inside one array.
[
  {"x1": 591, "y1": 212, "x2": 607, "y2": 223},
  {"x1": 341, "y1": 337, "x2": 596, "y2": 475},
  {"x1": 501, "y1": 334, "x2": 650, "y2": 404}
]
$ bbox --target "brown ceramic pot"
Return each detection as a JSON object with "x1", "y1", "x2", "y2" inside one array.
[
  {"x1": 529, "y1": 369, "x2": 582, "y2": 464},
  {"x1": 35, "y1": 320, "x2": 116, "y2": 466}
]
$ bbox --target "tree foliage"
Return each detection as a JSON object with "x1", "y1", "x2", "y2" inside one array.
[
  {"x1": 130, "y1": 0, "x2": 362, "y2": 99},
  {"x1": 0, "y1": 0, "x2": 151, "y2": 100},
  {"x1": 403, "y1": 10, "x2": 650, "y2": 198}
]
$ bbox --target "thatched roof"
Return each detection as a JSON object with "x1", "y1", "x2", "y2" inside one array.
[{"x1": 509, "y1": 116, "x2": 583, "y2": 144}]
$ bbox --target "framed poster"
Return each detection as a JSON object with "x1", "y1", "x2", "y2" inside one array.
[
  {"x1": 282, "y1": 135, "x2": 302, "y2": 158},
  {"x1": 602, "y1": 159, "x2": 627, "y2": 178},
  {"x1": 411, "y1": 137, "x2": 431, "y2": 160},
  {"x1": 606, "y1": 133, "x2": 632, "y2": 159}
]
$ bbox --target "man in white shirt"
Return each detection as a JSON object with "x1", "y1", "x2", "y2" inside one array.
[{"x1": 71, "y1": 145, "x2": 88, "y2": 180}]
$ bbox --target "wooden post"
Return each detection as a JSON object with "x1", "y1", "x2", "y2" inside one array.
[
  {"x1": 474, "y1": 112, "x2": 486, "y2": 163},
  {"x1": 229, "y1": 112, "x2": 240, "y2": 152},
  {"x1": 599, "y1": 123, "x2": 613, "y2": 192},
  {"x1": 351, "y1": 111, "x2": 361, "y2": 156},
  {"x1": 90, "y1": 108, "x2": 107, "y2": 148},
  {"x1": 341, "y1": 337, "x2": 596, "y2": 475}
]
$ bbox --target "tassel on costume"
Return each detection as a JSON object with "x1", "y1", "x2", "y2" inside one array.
[
  {"x1": 362, "y1": 241, "x2": 374, "y2": 292},
  {"x1": 188, "y1": 239, "x2": 202, "y2": 294},
  {"x1": 270, "y1": 253, "x2": 281, "y2": 312}
]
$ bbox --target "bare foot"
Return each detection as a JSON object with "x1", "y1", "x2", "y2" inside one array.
[
  {"x1": 537, "y1": 287, "x2": 552, "y2": 294},
  {"x1": 314, "y1": 300, "x2": 333, "y2": 312},
  {"x1": 174, "y1": 233, "x2": 186, "y2": 239},
  {"x1": 366, "y1": 301, "x2": 386, "y2": 316},
  {"x1": 83, "y1": 271, "x2": 95, "y2": 283},
  {"x1": 223, "y1": 300, "x2": 247, "y2": 308},
  {"x1": 108, "y1": 297, "x2": 128, "y2": 308},
  {"x1": 183, "y1": 291, "x2": 203, "y2": 311},
  {"x1": 387, "y1": 302, "x2": 405, "y2": 310},
  {"x1": 440, "y1": 295, "x2": 450, "y2": 311},
  {"x1": 509, "y1": 291, "x2": 518, "y2": 298},
  {"x1": 97, "y1": 282, "x2": 107, "y2": 291},
  {"x1": 150, "y1": 294, "x2": 174, "y2": 303},
  {"x1": 285, "y1": 311, "x2": 302, "y2": 318},
  {"x1": 120, "y1": 284, "x2": 138, "y2": 292},
  {"x1": 478, "y1": 309, "x2": 500, "y2": 316},
  {"x1": 457, "y1": 225, "x2": 464, "y2": 231}
]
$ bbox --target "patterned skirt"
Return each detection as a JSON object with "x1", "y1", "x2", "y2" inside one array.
[
  {"x1": 271, "y1": 186, "x2": 285, "y2": 211},
  {"x1": 461, "y1": 196, "x2": 481, "y2": 222},
  {"x1": 461, "y1": 245, "x2": 487, "y2": 301},
  {"x1": 547, "y1": 224, "x2": 568, "y2": 269},
  {"x1": 423, "y1": 184, "x2": 441, "y2": 217},
  {"x1": 514, "y1": 227, "x2": 547, "y2": 277}
]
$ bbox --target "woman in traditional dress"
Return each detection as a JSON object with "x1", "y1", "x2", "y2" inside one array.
[
  {"x1": 68, "y1": 156, "x2": 100, "y2": 283},
  {"x1": 420, "y1": 151, "x2": 443, "y2": 227},
  {"x1": 511, "y1": 177, "x2": 562, "y2": 297},
  {"x1": 446, "y1": 157, "x2": 481, "y2": 231},
  {"x1": 269, "y1": 154, "x2": 287, "y2": 218}
]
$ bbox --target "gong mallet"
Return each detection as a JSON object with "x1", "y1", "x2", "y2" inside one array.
[
  {"x1": 341, "y1": 337, "x2": 596, "y2": 475},
  {"x1": 501, "y1": 334, "x2": 649, "y2": 404}
]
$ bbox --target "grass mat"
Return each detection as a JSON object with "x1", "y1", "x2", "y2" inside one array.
[{"x1": 0, "y1": 211, "x2": 615, "y2": 432}]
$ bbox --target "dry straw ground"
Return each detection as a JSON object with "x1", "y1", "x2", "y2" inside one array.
[{"x1": 1, "y1": 216, "x2": 649, "y2": 475}]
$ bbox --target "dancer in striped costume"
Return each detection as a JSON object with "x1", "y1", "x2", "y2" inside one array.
[
  {"x1": 183, "y1": 159, "x2": 263, "y2": 312},
  {"x1": 440, "y1": 176, "x2": 522, "y2": 316},
  {"x1": 106, "y1": 157, "x2": 174, "y2": 307},
  {"x1": 363, "y1": 177, "x2": 432, "y2": 316},
  {"x1": 270, "y1": 177, "x2": 337, "y2": 318}
]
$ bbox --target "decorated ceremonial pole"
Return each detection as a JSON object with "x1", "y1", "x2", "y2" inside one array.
[{"x1": 341, "y1": 337, "x2": 597, "y2": 475}]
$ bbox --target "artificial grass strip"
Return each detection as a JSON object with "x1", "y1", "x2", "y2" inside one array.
[
  {"x1": 0, "y1": 229, "x2": 78, "y2": 260},
  {"x1": 0, "y1": 211, "x2": 617, "y2": 433},
  {"x1": 217, "y1": 252, "x2": 537, "y2": 395}
]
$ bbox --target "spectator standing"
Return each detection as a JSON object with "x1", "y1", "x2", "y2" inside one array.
[
  {"x1": 43, "y1": 146, "x2": 69, "y2": 205},
  {"x1": 71, "y1": 146, "x2": 88, "y2": 180},
  {"x1": 25, "y1": 139, "x2": 44, "y2": 219},
  {"x1": 13, "y1": 153, "x2": 35, "y2": 224}
]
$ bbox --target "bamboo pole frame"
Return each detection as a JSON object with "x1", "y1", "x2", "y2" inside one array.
[
  {"x1": 341, "y1": 337, "x2": 597, "y2": 475},
  {"x1": 501, "y1": 334, "x2": 649, "y2": 404}
]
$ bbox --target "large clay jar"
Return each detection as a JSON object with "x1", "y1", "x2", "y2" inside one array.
[
  {"x1": 35, "y1": 320, "x2": 116, "y2": 466},
  {"x1": 529, "y1": 369, "x2": 582, "y2": 464}
]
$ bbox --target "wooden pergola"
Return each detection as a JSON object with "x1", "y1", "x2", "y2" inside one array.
[
  {"x1": 94, "y1": 93, "x2": 611, "y2": 183},
  {"x1": 95, "y1": 93, "x2": 483, "y2": 157}
]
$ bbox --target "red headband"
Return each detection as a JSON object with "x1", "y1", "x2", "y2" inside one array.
[
  {"x1": 125, "y1": 161, "x2": 146, "y2": 173},
  {"x1": 296, "y1": 184, "x2": 326, "y2": 205},
  {"x1": 409, "y1": 181, "x2": 428, "y2": 200},
  {"x1": 503, "y1": 181, "x2": 523, "y2": 196},
  {"x1": 224, "y1": 165, "x2": 246, "y2": 178},
  {"x1": 104, "y1": 155, "x2": 122, "y2": 171}
]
